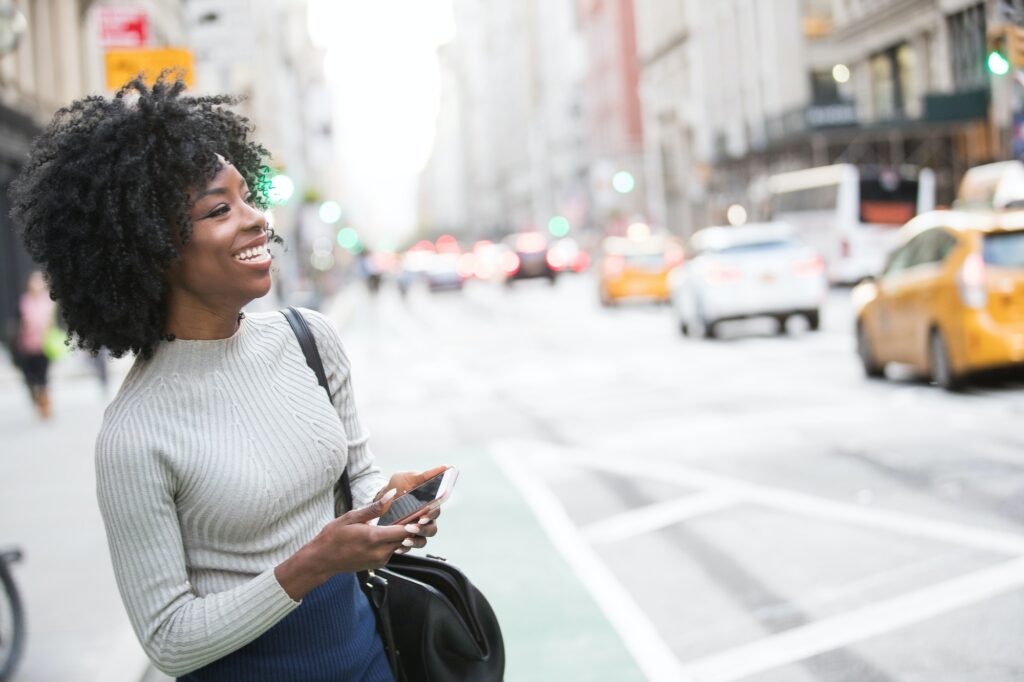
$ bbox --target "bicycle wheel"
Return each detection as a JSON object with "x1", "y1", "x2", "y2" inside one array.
[{"x1": 0, "y1": 560, "x2": 25, "y2": 681}]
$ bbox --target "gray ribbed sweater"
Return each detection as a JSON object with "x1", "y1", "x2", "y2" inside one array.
[{"x1": 95, "y1": 308, "x2": 386, "y2": 677}]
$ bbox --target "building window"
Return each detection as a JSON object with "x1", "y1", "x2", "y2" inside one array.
[
  {"x1": 810, "y1": 70, "x2": 840, "y2": 105},
  {"x1": 947, "y1": 3, "x2": 987, "y2": 91},
  {"x1": 871, "y1": 51, "x2": 896, "y2": 119},
  {"x1": 870, "y1": 43, "x2": 911, "y2": 119}
]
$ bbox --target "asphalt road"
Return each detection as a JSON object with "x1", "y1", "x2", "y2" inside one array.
[{"x1": 341, "y1": 272, "x2": 1024, "y2": 682}]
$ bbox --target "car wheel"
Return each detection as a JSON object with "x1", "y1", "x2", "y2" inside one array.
[
  {"x1": 703, "y1": 319, "x2": 719, "y2": 339},
  {"x1": 599, "y1": 291, "x2": 615, "y2": 307},
  {"x1": 929, "y1": 328, "x2": 963, "y2": 391},
  {"x1": 806, "y1": 310, "x2": 821, "y2": 331},
  {"x1": 856, "y1": 323, "x2": 885, "y2": 379},
  {"x1": 776, "y1": 316, "x2": 789, "y2": 335},
  {"x1": 679, "y1": 319, "x2": 689, "y2": 336}
]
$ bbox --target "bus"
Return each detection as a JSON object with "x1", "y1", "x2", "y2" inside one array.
[{"x1": 767, "y1": 164, "x2": 935, "y2": 284}]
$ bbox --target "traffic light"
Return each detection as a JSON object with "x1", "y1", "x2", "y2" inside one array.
[
  {"x1": 988, "y1": 27, "x2": 1010, "y2": 75},
  {"x1": 987, "y1": 24, "x2": 1024, "y2": 74},
  {"x1": 268, "y1": 173, "x2": 295, "y2": 204}
]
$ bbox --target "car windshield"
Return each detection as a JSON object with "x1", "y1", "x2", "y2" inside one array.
[
  {"x1": 983, "y1": 231, "x2": 1024, "y2": 267},
  {"x1": 624, "y1": 253, "x2": 664, "y2": 266},
  {"x1": 716, "y1": 240, "x2": 796, "y2": 255}
]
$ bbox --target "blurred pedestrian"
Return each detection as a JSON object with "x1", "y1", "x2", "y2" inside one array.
[
  {"x1": 9, "y1": 74, "x2": 446, "y2": 681},
  {"x1": 14, "y1": 271, "x2": 55, "y2": 418},
  {"x1": 357, "y1": 248, "x2": 382, "y2": 295}
]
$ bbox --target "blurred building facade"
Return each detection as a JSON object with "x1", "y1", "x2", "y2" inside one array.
[
  {"x1": 418, "y1": 42, "x2": 471, "y2": 237},
  {"x1": 422, "y1": 0, "x2": 590, "y2": 241},
  {"x1": 577, "y1": 0, "x2": 646, "y2": 234},
  {"x1": 634, "y1": 0, "x2": 813, "y2": 236},
  {"x1": 636, "y1": 0, "x2": 1003, "y2": 238}
]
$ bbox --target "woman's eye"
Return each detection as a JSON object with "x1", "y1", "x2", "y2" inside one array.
[{"x1": 207, "y1": 204, "x2": 229, "y2": 218}]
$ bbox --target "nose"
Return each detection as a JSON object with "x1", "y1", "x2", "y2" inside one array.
[{"x1": 243, "y1": 202, "x2": 268, "y2": 232}]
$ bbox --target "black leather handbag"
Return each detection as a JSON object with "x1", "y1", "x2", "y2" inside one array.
[{"x1": 282, "y1": 307, "x2": 505, "y2": 682}]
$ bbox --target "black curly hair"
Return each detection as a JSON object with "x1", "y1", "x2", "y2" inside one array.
[{"x1": 9, "y1": 74, "x2": 279, "y2": 359}]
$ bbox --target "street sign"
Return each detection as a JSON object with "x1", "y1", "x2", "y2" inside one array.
[
  {"x1": 104, "y1": 48, "x2": 195, "y2": 90},
  {"x1": 99, "y1": 8, "x2": 149, "y2": 47}
]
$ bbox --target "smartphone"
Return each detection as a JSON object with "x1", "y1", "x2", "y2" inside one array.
[{"x1": 377, "y1": 467, "x2": 459, "y2": 526}]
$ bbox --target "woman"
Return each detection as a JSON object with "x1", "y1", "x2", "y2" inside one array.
[
  {"x1": 10, "y1": 76, "x2": 442, "y2": 680},
  {"x1": 14, "y1": 271, "x2": 55, "y2": 418}
]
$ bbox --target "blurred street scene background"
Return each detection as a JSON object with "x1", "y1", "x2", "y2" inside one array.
[{"x1": 3, "y1": 0, "x2": 1024, "y2": 681}]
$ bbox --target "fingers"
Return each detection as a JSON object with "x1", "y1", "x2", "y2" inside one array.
[
  {"x1": 412, "y1": 464, "x2": 450, "y2": 485},
  {"x1": 341, "y1": 488, "x2": 397, "y2": 524}
]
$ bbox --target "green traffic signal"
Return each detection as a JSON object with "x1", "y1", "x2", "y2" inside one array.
[{"x1": 988, "y1": 49, "x2": 1011, "y2": 75}]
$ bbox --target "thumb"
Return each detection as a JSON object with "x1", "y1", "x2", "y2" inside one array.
[{"x1": 341, "y1": 488, "x2": 397, "y2": 525}]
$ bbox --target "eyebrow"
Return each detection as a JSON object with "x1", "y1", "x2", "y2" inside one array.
[{"x1": 193, "y1": 179, "x2": 249, "y2": 204}]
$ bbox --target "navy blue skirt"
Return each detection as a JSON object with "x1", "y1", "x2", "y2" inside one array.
[{"x1": 179, "y1": 572, "x2": 394, "y2": 682}]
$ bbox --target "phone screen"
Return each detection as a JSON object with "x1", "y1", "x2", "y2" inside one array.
[{"x1": 378, "y1": 471, "x2": 446, "y2": 526}]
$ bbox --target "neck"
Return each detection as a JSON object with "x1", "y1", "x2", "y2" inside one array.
[{"x1": 164, "y1": 291, "x2": 242, "y2": 340}]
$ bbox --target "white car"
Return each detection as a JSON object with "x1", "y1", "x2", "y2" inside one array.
[{"x1": 669, "y1": 223, "x2": 829, "y2": 338}]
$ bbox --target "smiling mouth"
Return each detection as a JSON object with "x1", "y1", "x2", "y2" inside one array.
[{"x1": 233, "y1": 244, "x2": 271, "y2": 263}]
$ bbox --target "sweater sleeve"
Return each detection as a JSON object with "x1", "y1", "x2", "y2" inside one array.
[
  {"x1": 95, "y1": 411, "x2": 301, "y2": 677},
  {"x1": 301, "y1": 308, "x2": 388, "y2": 509}
]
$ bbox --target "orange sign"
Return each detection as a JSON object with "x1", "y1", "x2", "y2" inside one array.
[{"x1": 104, "y1": 48, "x2": 194, "y2": 90}]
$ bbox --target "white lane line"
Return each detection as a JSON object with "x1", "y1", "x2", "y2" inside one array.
[
  {"x1": 551, "y1": 446, "x2": 1024, "y2": 556},
  {"x1": 492, "y1": 445, "x2": 690, "y2": 682},
  {"x1": 582, "y1": 490, "x2": 740, "y2": 545},
  {"x1": 678, "y1": 555, "x2": 1024, "y2": 682}
]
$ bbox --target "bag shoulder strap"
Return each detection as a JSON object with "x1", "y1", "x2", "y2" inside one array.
[{"x1": 280, "y1": 306, "x2": 354, "y2": 515}]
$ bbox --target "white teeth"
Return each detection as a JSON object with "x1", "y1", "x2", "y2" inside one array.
[{"x1": 235, "y1": 245, "x2": 268, "y2": 261}]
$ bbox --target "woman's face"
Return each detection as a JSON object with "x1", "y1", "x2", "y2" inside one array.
[{"x1": 168, "y1": 158, "x2": 272, "y2": 309}]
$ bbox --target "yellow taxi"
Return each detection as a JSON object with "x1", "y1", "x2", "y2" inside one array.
[
  {"x1": 852, "y1": 208, "x2": 1024, "y2": 389},
  {"x1": 598, "y1": 230, "x2": 684, "y2": 306}
]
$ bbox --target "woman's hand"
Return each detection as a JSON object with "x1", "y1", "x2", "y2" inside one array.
[
  {"x1": 276, "y1": 489, "x2": 414, "y2": 600},
  {"x1": 375, "y1": 466, "x2": 448, "y2": 554}
]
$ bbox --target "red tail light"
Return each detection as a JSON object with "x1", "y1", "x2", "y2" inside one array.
[
  {"x1": 546, "y1": 250, "x2": 566, "y2": 271},
  {"x1": 957, "y1": 252, "x2": 987, "y2": 308},
  {"x1": 704, "y1": 263, "x2": 743, "y2": 283},
  {"x1": 572, "y1": 251, "x2": 592, "y2": 272},
  {"x1": 500, "y1": 252, "x2": 521, "y2": 275},
  {"x1": 793, "y1": 255, "x2": 825, "y2": 277},
  {"x1": 603, "y1": 254, "x2": 625, "y2": 278}
]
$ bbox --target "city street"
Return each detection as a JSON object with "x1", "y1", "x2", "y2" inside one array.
[
  {"x1": 4, "y1": 273, "x2": 1024, "y2": 681},
  {"x1": 341, "y1": 273, "x2": 1024, "y2": 682}
]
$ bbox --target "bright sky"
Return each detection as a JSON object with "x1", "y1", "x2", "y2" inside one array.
[{"x1": 308, "y1": 1, "x2": 456, "y2": 248}]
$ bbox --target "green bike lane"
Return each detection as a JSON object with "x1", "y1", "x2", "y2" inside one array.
[{"x1": 376, "y1": 443, "x2": 646, "y2": 682}]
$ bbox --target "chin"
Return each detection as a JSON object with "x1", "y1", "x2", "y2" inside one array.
[{"x1": 243, "y1": 277, "x2": 273, "y2": 303}]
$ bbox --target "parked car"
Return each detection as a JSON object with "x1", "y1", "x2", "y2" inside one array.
[
  {"x1": 598, "y1": 233, "x2": 683, "y2": 306},
  {"x1": 853, "y1": 208, "x2": 1024, "y2": 389},
  {"x1": 503, "y1": 232, "x2": 557, "y2": 284},
  {"x1": 669, "y1": 222, "x2": 828, "y2": 338}
]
